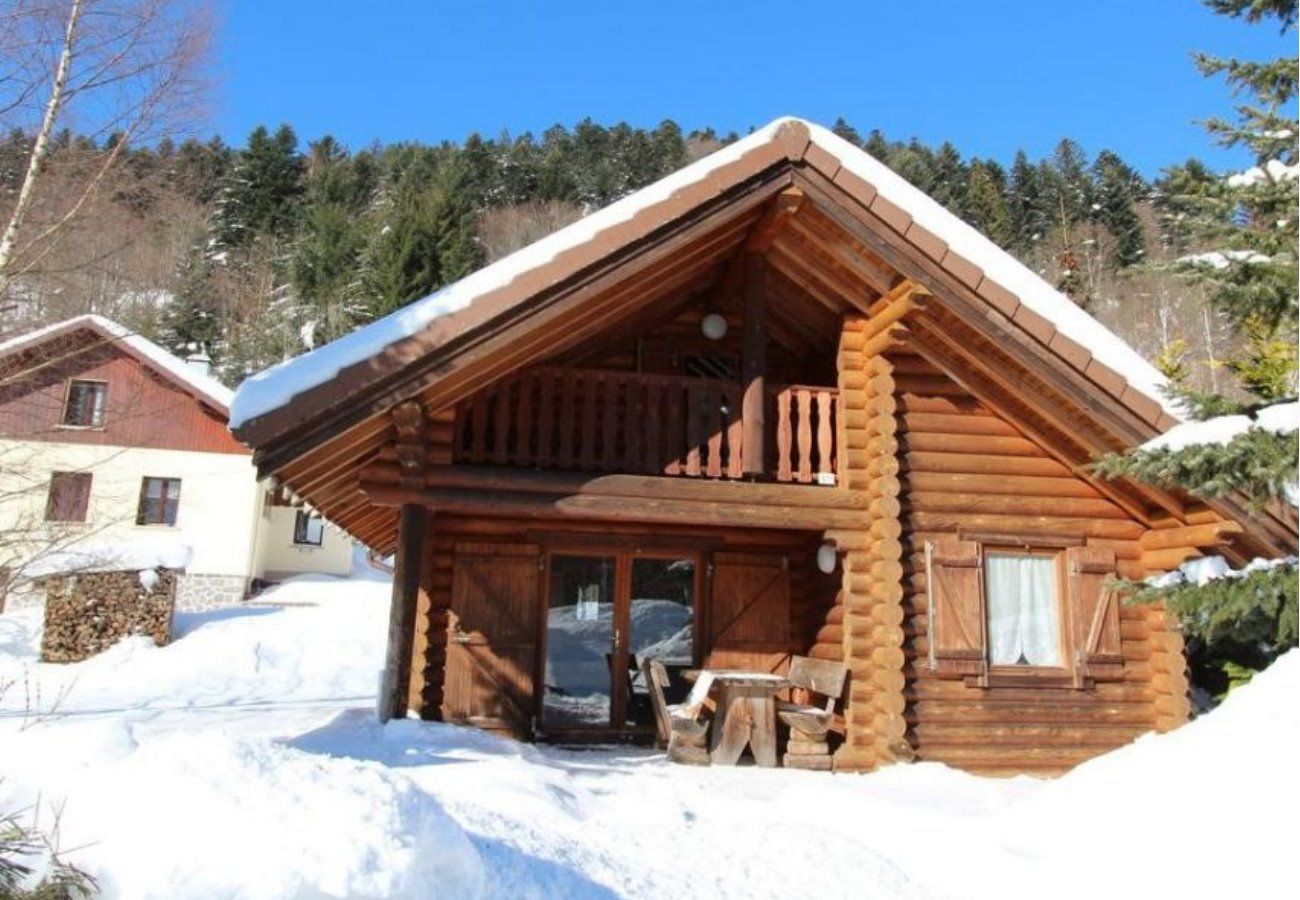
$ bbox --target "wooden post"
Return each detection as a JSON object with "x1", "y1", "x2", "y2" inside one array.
[
  {"x1": 742, "y1": 253, "x2": 766, "y2": 475},
  {"x1": 378, "y1": 503, "x2": 427, "y2": 722}
]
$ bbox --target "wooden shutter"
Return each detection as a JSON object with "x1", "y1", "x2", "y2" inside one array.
[
  {"x1": 444, "y1": 542, "x2": 541, "y2": 737},
  {"x1": 1066, "y1": 546, "x2": 1124, "y2": 682},
  {"x1": 45, "y1": 472, "x2": 91, "y2": 523},
  {"x1": 925, "y1": 539, "x2": 986, "y2": 678},
  {"x1": 707, "y1": 551, "x2": 791, "y2": 673}
]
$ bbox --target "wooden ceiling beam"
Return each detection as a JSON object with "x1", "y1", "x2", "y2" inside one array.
[
  {"x1": 787, "y1": 204, "x2": 900, "y2": 295},
  {"x1": 744, "y1": 186, "x2": 805, "y2": 253}
]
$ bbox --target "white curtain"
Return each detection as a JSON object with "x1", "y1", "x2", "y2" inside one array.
[{"x1": 985, "y1": 554, "x2": 1061, "y2": 666}]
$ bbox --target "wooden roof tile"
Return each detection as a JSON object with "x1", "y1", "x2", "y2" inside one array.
[
  {"x1": 1012, "y1": 304, "x2": 1055, "y2": 346},
  {"x1": 905, "y1": 221, "x2": 948, "y2": 263},
  {"x1": 940, "y1": 250, "x2": 983, "y2": 290}
]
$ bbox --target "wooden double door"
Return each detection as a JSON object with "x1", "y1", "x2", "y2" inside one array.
[{"x1": 443, "y1": 540, "x2": 792, "y2": 741}]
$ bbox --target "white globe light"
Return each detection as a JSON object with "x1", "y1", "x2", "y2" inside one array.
[
  {"x1": 817, "y1": 542, "x2": 838, "y2": 574},
  {"x1": 701, "y1": 313, "x2": 728, "y2": 340}
]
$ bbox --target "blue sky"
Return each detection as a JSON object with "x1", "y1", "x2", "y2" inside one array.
[{"x1": 214, "y1": 1, "x2": 1294, "y2": 176}]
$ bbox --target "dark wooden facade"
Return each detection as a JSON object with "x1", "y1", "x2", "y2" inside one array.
[
  {"x1": 0, "y1": 326, "x2": 243, "y2": 454},
  {"x1": 233, "y1": 120, "x2": 1296, "y2": 775}
]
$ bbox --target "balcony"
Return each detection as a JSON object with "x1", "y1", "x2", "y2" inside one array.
[{"x1": 453, "y1": 367, "x2": 838, "y2": 485}]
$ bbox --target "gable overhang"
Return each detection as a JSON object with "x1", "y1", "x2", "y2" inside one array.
[
  {"x1": 0, "y1": 315, "x2": 232, "y2": 418},
  {"x1": 230, "y1": 119, "x2": 1297, "y2": 559}
]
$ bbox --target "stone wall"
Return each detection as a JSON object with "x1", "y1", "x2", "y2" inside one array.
[
  {"x1": 175, "y1": 573, "x2": 249, "y2": 611},
  {"x1": 40, "y1": 568, "x2": 177, "y2": 663}
]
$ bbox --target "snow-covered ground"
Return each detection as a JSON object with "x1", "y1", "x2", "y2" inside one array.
[{"x1": 1, "y1": 563, "x2": 1294, "y2": 899}]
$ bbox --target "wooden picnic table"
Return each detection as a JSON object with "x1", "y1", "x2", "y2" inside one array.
[{"x1": 684, "y1": 669, "x2": 790, "y2": 767}]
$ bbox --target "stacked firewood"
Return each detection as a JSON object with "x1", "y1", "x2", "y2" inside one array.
[{"x1": 39, "y1": 569, "x2": 177, "y2": 663}]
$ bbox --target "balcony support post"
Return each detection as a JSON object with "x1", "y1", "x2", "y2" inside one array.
[{"x1": 742, "y1": 252, "x2": 767, "y2": 475}]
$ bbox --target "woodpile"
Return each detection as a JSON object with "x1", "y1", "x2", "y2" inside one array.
[{"x1": 39, "y1": 569, "x2": 177, "y2": 663}]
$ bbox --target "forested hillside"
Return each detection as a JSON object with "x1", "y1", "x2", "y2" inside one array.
[{"x1": 0, "y1": 117, "x2": 1239, "y2": 390}]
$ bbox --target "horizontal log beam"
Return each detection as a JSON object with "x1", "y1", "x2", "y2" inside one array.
[
  {"x1": 360, "y1": 481, "x2": 869, "y2": 530},
  {"x1": 361, "y1": 463, "x2": 866, "y2": 509}
]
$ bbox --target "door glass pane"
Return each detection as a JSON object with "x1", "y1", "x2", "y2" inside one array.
[
  {"x1": 544, "y1": 555, "x2": 615, "y2": 727},
  {"x1": 625, "y1": 556, "x2": 694, "y2": 727}
]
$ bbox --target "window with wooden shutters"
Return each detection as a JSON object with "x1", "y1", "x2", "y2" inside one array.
[
  {"x1": 45, "y1": 472, "x2": 92, "y2": 523},
  {"x1": 925, "y1": 539, "x2": 986, "y2": 678},
  {"x1": 1065, "y1": 546, "x2": 1124, "y2": 683}
]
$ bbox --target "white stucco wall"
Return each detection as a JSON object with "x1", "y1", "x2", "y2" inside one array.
[
  {"x1": 257, "y1": 506, "x2": 353, "y2": 580},
  {"x1": 0, "y1": 438, "x2": 262, "y2": 582}
]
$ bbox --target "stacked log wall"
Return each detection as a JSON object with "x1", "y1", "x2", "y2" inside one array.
[
  {"x1": 831, "y1": 317, "x2": 909, "y2": 771},
  {"x1": 895, "y1": 353, "x2": 1190, "y2": 775}
]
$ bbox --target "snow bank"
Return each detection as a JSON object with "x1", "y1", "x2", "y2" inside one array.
[
  {"x1": 231, "y1": 117, "x2": 1176, "y2": 428},
  {"x1": 1001, "y1": 651, "x2": 1298, "y2": 897},
  {"x1": 2, "y1": 726, "x2": 484, "y2": 899},
  {"x1": 1140, "y1": 399, "x2": 1299, "y2": 452},
  {"x1": 3, "y1": 565, "x2": 1295, "y2": 899},
  {"x1": 19, "y1": 535, "x2": 193, "y2": 579},
  {"x1": 0, "y1": 571, "x2": 389, "y2": 722}
]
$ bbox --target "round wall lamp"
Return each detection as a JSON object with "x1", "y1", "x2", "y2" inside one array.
[
  {"x1": 700, "y1": 313, "x2": 728, "y2": 341},
  {"x1": 816, "y1": 542, "x2": 839, "y2": 575}
]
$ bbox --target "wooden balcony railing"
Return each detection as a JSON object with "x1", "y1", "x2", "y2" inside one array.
[
  {"x1": 453, "y1": 367, "x2": 838, "y2": 485},
  {"x1": 771, "y1": 384, "x2": 839, "y2": 485}
]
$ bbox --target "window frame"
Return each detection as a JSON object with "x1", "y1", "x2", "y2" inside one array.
[
  {"x1": 979, "y1": 544, "x2": 1073, "y2": 686},
  {"x1": 59, "y1": 378, "x2": 108, "y2": 429},
  {"x1": 292, "y1": 510, "x2": 325, "y2": 546},
  {"x1": 44, "y1": 471, "x2": 93, "y2": 523},
  {"x1": 136, "y1": 476, "x2": 182, "y2": 527}
]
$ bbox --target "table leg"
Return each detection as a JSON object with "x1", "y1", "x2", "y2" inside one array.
[
  {"x1": 749, "y1": 696, "x2": 778, "y2": 768},
  {"x1": 710, "y1": 688, "x2": 752, "y2": 766}
]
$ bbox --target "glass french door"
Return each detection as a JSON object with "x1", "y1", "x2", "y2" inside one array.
[{"x1": 541, "y1": 551, "x2": 696, "y2": 735}]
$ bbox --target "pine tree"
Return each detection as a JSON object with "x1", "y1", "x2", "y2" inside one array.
[
  {"x1": 1095, "y1": 0, "x2": 1299, "y2": 689},
  {"x1": 1091, "y1": 150, "x2": 1147, "y2": 267},
  {"x1": 290, "y1": 137, "x2": 376, "y2": 343},
  {"x1": 831, "y1": 117, "x2": 863, "y2": 147},
  {"x1": 965, "y1": 160, "x2": 1013, "y2": 248},
  {"x1": 1007, "y1": 151, "x2": 1051, "y2": 254},
  {"x1": 160, "y1": 236, "x2": 222, "y2": 358},
  {"x1": 212, "y1": 125, "x2": 305, "y2": 250},
  {"x1": 930, "y1": 142, "x2": 969, "y2": 217}
]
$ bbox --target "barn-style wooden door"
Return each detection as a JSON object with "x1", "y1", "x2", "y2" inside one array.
[
  {"x1": 444, "y1": 542, "x2": 542, "y2": 738},
  {"x1": 706, "y1": 551, "x2": 792, "y2": 674}
]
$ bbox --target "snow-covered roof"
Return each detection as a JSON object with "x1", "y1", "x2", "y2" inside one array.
[
  {"x1": 0, "y1": 314, "x2": 233, "y2": 413},
  {"x1": 229, "y1": 117, "x2": 1175, "y2": 432}
]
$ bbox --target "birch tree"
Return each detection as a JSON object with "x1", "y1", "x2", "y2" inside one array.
[{"x1": 0, "y1": 0, "x2": 211, "y2": 307}]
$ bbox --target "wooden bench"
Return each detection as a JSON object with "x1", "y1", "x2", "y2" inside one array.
[
  {"x1": 776, "y1": 656, "x2": 847, "y2": 770},
  {"x1": 644, "y1": 658, "x2": 711, "y2": 765}
]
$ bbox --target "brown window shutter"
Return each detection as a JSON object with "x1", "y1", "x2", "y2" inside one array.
[
  {"x1": 46, "y1": 472, "x2": 92, "y2": 523},
  {"x1": 925, "y1": 539, "x2": 986, "y2": 679},
  {"x1": 1066, "y1": 546, "x2": 1123, "y2": 682}
]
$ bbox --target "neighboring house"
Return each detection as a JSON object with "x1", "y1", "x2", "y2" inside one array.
[
  {"x1": 0, "y1": 315, "x2": 351, "y2": 612},
  {"x1": 229, "y1": 118, "x2": 1297, "y2": 775}
]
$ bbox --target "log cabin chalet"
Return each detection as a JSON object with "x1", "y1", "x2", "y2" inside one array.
[{"x1": 230, "y1": 119, "x2": 1297, "y2": 775}]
